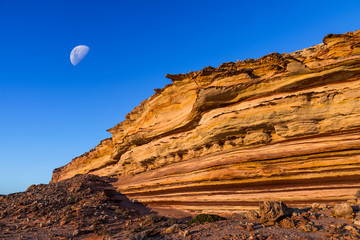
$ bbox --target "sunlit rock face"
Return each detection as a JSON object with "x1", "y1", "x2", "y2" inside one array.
[{"x1": 52, "y1": 30, "x2": 360, "y2": 214}]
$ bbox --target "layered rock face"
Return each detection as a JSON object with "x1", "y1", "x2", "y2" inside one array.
[{"x1": 52, "y1": 30, "x2": 360, "y2": 214}]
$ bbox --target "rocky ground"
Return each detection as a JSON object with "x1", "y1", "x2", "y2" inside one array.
[{"x1": 1, "y1": 175, "x2": 360, "y2": 239}]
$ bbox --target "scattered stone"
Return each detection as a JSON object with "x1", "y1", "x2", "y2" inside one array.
[
  {"x1": 0, "y1": 175, "x2": 143, "y2": 239},
  {"x1": 259, "y1": 201, "x2": 291, "y2": 223},
  {"x1": 347, "y1": 199, "x2": 357, "y2": 205},
  {"x1": 301, "y1": 212, "x2": 310, "y2": 218},
  {"x1": 163, "y1": 224, "x2": 181, "y2": 234},
  {"x1": 238, "y1": 223, "x2": 246, "y2": 230},
  {"x1": 309, "y1": 208, "x2": 316, "y2": 213},
  {"x1": 300, "y1": 224, "x2": 318, "y2": 232},
  {"x1": 319, "y1": 204, "x2": 328, "y2": 209},
  {"x1": 257, "y1": 233, "x2": 265, "y2": 240},
  {"x1": 144, "y1": 213, "x2": 167, "y2": 225},
  {"x1": 246, "y1": 223, "x2": 255, "y2": 231},
  {"x1": 333, "y1": 202, "x2": 354, "y2": 218},
  {"x1": 292, "y1": 212, "x2": 299, "y2": 217},
  {"x1": 329, "y1": 202, "x2": 337, "y2": 208},
  {"x1": 46, "y1": 219, "x2": 53, "y2": 225},
  {"x1": 247, "y1": 232, "x2": 257, "y2": 239},
  {"x1": 265, "y1": 220, "x2": 276, "y2": 226},
  {"x1": 311, "y1": 203, "x2": 320, "y2": 209},
  {"x1": 344, "y1": 225, "x2": 359, "y2": 234},
  {"x1": 354, "y1": 220, "x2": 360, "y2": 226},
  {"x1": 73, "y1": 229, "x2": 80, "y2": 236},
  {"x1": 266, "y1": 234, "x2": 277, "y2": 240},
  {"x1": 59, "y1": 219, "x2": 68, "y2": 226},
  {"x1": 292, "y1": 215, "x2": 310, "y2": 224},
  {"x1": 179, "y1": 229, "x2": 189, "y2": 237},
  {"x1": 280, "y1": 217, "x2": 296, "y2": 228},
  {"x1": 336, "y1": 223, "x2": 345, "y2": 229}
]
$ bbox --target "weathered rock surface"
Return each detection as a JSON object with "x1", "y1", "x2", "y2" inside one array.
[
  {"x1": 52, "y1": 30, "x2": 360, "y2": 214},
  {"x1": 333, "y1": 202, "x2": 354, "y2": 218},
  {"x1": 259, "y1": 201, "x2": 291, "y2": 223},
  {"x1": 0, "y1": 175, "x2": 151, "y2": 239}
]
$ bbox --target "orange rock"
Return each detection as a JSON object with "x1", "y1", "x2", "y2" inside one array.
[{"x1": 52, "y1": 29, "x2": 360, "y2": 214}]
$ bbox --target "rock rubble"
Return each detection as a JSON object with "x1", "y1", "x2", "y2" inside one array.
[{"x1": 2, "y1": 177, "x2": 360, "y2": 239}]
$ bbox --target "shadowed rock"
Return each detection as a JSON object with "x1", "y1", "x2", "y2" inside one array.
[{"x1": 259, "y1": 201, "x2": 292, "y2": 224}]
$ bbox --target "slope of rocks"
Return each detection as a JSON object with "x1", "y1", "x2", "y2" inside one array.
[
  {"x1": 0, "y1": 175, "x2": 150, "y2": 239},
  {"x1": 2, "y1": 176, "x2": 360, "y2": 239},
  {"x1": 52, "y1": 30, "x2": 360, "y2": 214}
]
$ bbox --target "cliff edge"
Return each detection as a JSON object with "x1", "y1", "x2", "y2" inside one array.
[{"x1": 52, "y1": 30, "x2": 360, "y2": 213}]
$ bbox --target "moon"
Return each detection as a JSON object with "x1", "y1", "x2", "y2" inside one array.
[{"x1": 70, "y1": 45, "x2": 89, "y2": 66}]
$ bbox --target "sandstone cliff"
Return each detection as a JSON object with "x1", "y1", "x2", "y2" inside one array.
[{"x1": 52, "y1": 30, "x2": 360, "y2": 214}]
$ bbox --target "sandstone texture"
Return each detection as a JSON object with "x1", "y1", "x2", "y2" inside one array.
[{"x1": 52, "y1": 30, "x2": 360, "y2": 214}]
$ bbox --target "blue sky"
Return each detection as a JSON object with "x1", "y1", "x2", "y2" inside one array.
[{"x1": 0, "y1": 0, "x2": 359, "y2": 194}]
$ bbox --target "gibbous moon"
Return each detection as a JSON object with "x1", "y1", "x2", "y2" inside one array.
[{"x1": 70, "y1": 45, "x2": 89, "y2": 66}]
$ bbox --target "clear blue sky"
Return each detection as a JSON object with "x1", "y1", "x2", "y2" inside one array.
[{"x1": 0, "y1": 0, "x2": 359, "y2": 194}]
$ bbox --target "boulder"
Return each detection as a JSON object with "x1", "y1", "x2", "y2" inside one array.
[
  {"x1": 311, "y1": 203, "x2": 320, "y2": 209},
  {"x1": 344, "y1": 225, "x2": 359, "y2": 234},
  {"x1": 259, "y1": 201, "x2": 291, "y2": 223},
  {"x1": 280, "y1": 217, "x2": 296, "y2": 228},
  {"x1": 333, "y1": 202, "x2": 353, "y2": 218},
  {"x1": 319, "y1": 204, "x2": 328, "y2": 210},
  {"x1": 347, "y1": 198, "x2": 357, "y2": 204},
  {"x1": 163, "y1": 224, "x2": 181, "y2": 234},
  {"x1": 353, "y1": 220, "x2": 360, "y2": 226}
]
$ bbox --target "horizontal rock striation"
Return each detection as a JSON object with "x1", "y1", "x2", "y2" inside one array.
[{"x1": 52, "y1": 30, "x2": 360, "y2": 214}]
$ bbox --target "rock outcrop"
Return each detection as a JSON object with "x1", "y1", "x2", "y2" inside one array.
[
  {"x1": 259, "y1": 201, "x2": 291, "y2": 224},
  {"x1": 52, "y1": 30, "x2": 360, "y2": 214}
]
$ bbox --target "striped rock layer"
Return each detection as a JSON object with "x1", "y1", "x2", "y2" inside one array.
[{"x1": 52, "y1": 30, "x2": 360, "y2": 214}]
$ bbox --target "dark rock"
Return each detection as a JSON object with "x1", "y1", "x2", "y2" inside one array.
[
  {"x1": 280, "y1": 217, "x2": 296, "y2": 228},
  {"x1": 59, "y1": 219, "x2": 68, "y2": 226},
  {"x1": 344, "y1": 225, "x2": 359, "y2": 234},
  {"x1": 144, "y1": 213, "x2": 167, "y2": 225},
  {"x1": 163, "y1": 224, "x2": 181, "y2": 234},
  {"x1": 259, "y1": 201, "x2": 291, "y2": 223},
  {"x1": 73, "y1": 229, "x2": 80, "y2": 236},
  {"x1": 300, "y1": 224, "x2": 318, "y2": 232},
  {"x1": 292, "y1": 215, "x2": 310, "y2": 225},
  {"x1": 165, "y1": 73, "x2": 189, "y2": 82}
]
